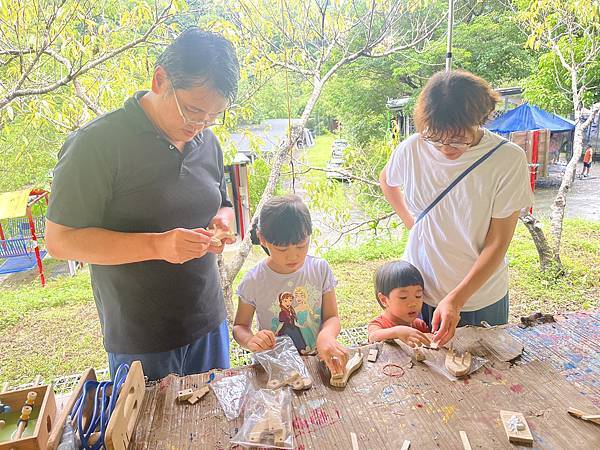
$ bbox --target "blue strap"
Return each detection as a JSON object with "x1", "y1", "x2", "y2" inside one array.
[{"x1": 415, "y1": 140, "x2": 508, "y2": 224}]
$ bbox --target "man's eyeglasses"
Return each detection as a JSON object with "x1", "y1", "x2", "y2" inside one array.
[{"x1": 170, "y1": 82, "x2": 226, "y2": 127}]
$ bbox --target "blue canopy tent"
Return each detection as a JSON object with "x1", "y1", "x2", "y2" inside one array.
[
  {"x1": 486, "y1": 102, "x2": 575, "y2": 134},
  {"x1": 486, "y1": 104, "x2": 575, "y2": 211}
]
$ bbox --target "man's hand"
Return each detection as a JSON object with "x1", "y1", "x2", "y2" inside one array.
[
  {"x1": 247, "y1": 330, "x2": 276, "y2": 352},
  {"x1": 396, "y1": 326, "x2": 431, "y2": 348},
  {"x1": 208, "y1": 216, "x2": 236, "y2": 254},
  {"x1": 431, "y1": 295, "x2": 462, "y2": 346},
  {"x1": 155, "y1": 228, "x2": 212, "y2": 264},
  {"x1": 317, "y1": 334, "x2": 348, "y2": 378}
]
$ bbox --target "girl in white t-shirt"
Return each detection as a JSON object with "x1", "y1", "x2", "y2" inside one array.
[
  {"x1": 380, "y1": 70, "x2": 533, "y2": 347},
  {"x1": 234, "y1": 194, "x2": 348, "y2": 376}
]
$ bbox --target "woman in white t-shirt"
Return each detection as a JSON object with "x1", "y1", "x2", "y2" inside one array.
[{"x1": 380, "y1": 70, "x2": 533, "y2": 347}]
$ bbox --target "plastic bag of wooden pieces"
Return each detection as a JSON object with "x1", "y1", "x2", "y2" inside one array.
[
  {"x1": 211, "y1": 373, "x2": 252, "y2": 421},
  {"x1": 253, "y1": 336, "x2": 312, "y2": 391},
  {"x1": 422, "y1": 348, "x2": 487, "y2": 381},
  {"x1": 230, "y1": 388, "x2": 294, "y2": 449}
]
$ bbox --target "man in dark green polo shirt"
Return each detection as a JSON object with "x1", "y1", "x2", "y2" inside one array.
[{"x1": 46, "y1": 28, "x2": 240, "y2": 381}]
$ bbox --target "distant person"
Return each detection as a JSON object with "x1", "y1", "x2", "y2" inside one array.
[
  {"x1": 46, "y1": 28, "x2": 239, "y2": 381},
  {"x1": 380, "y1": 70, "x2": 533, "y2": 347},
  {"x1": 582, "y1": 146, "x2": 593, "y2": 177}
]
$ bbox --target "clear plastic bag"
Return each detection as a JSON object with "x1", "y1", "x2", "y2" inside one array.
[
  {"x1": 423, "y1": 349, "x2": 487, "y2": 381},
  {"x1": 211, "y1": 373, "x2": 252, "y2": 420},
  {"x1": 253, "y1": 335, "x2": 312, "y2": 390},
  {"x1": 230, "y1": 388, "x2": 294, "y2": 449}
]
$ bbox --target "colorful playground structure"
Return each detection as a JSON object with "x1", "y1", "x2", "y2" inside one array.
[{"x1": 0, "y1": 188, "x2": 49, "y2": 286}]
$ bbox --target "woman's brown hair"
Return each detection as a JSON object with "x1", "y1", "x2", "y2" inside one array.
[{"x1": 413, "y1": 70, "x2": 500, "y2": 141}]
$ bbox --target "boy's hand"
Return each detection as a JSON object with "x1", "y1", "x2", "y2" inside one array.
[
  {"x1": 317, "y1": 335, "x2": 348, "y2": 377},
  {"x1": 396, "y1": 326, "x2": 431, "y2": 348},
  {"x1": 247, "y1": 330, "x2": 276, "y2": 352}
]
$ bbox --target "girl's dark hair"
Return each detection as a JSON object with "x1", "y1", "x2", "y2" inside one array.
[
  {"x1": 250, "y1": 195, "x2": 312, "y2": 254},
  {"x1": 375, "y1": 261, "x2": 424, "y2": 308},
  {"x1": 414, "y1": 70, "x2": 500, "y2": 142},
  {"x1": 156, "y1": 27, "x2": 240, "y2": 104}
]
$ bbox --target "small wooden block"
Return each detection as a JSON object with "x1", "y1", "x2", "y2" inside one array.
[
  {"x1": 413, "y1": 347, "x2": 426, "y2": 362},
  {"x1": 459, "y1": 430, "x2": 472, "y2": 450},
  {"x1": 500, "y1": 410, "x2": 534, "y2": 446},
  {"x1": 367, "y1": 348, "x2": 379, "y2": 363},
  {"x1": 400, "y1": 440, "x2": 411, "y2": 450},
  {"x1": 188, "y1": 386, "x2": 209, "y2": 404},
  {"x1": 267, "y1": 379, "x2": 283, "y2": 389},
  {"x1": 291, "y1": 378, "x2": 306, "y2": 390},
  {"x1": 210, "y1": 227, "x2": 235, "y2": 246},
  {"x1": 330, "y1": 351, "x2": 363, "y2": 388},
  {"x1": 176, "y1": 388, "x2": 194, "y2": 402},
  {"x1": 445, "y1": 350, "x2": 472, "y2": 377}
]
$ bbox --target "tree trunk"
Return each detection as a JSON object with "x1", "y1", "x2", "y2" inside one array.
[
  {"x1": 219, "y1": 79, "x2": 325, "y2": 320},
  {"x1": 549, "y1": 102, "x2": 597, "y2": 260},
  {"x1": 519, "y1": 214, "x2": 559, "y2": 271}
]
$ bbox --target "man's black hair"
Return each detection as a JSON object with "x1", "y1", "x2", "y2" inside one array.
[{"x1": 156, "y1": 27, "x2": 240, "y2": 103}]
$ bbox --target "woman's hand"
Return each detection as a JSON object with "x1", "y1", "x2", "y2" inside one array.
[
  {"x1": 431, "y1": 295, "x2": 462, "y2": 346},
  {"x1": 317, "y1": 334, "x2": 348, "y2": 378},
  {"x1": 396, "y1": 326, "x2": 431, "y2": 348},
  {"x1": 246, "y1": 330, "x2": 276, "y2": 352}
]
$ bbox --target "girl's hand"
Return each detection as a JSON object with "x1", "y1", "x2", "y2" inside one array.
[
  {"x1": 317, "y1": 335, "x2": 348, "y2": 377},
  {"x1": 396, "y1": 326, "x2": 431, "y2": 348},
  {"x1": 247, "y1": 330, "x2": 276, "y2": 352},
  {"x1": 431, "y1": 295, "x2": 462, "y2": 346}
]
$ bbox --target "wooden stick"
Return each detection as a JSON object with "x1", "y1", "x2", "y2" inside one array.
[
  {"x1": 400, "y1": 440, "x2": 411, "y2": 450},
  {"x1": 12, "y1": 405, "x2": 32, "y2": 440},
  {"x1": 568, "y1": 407, "x2": 600, "y2": 426},
  {"x1": 350, "y1": 432, "x2": 359, "y2": 450},
  {"x1": 459, "y1": 431, "x2": 473, "y2": 450}
]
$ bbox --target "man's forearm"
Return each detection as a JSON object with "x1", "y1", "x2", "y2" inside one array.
[{"x1": 46, "y1": 224, "x2": 161, "y2": 265}]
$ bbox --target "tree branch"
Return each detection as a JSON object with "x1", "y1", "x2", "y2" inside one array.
[{"x1": 0, "y1": 1, "x2": 173, "y2": 111}]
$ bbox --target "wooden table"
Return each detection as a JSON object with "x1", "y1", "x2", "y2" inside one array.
[{"x1": 130, "y1": 311, "x2": 600, "y2": 449}]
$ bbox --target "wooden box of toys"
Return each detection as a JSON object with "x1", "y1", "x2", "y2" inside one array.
[{"x1": 0, "y1": 385, "x2": 57, "y2": 450}]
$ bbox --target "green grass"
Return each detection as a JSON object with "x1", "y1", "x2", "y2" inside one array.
[
  {"x1": 0, "y1": 218, "x2": 598, "y2": 386},
  {"x1": 305, "y1": 134, "x2": 336, "y2": 182}
]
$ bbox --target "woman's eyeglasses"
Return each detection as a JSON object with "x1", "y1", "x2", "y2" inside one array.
[
  {"x1": 422, "y1": 136, "x2": 473, "y2": 150},
  {"x1": 170, "y1": 81, "x2": 226, "y2": 127}
]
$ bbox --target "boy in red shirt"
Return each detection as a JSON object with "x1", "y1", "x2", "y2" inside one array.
[
  {"x1": 368, "y1": 260, "x2": 431, "y2": 347},
  {"x1": 582, "y1": 146, "x2": 593, "y2": 177}
]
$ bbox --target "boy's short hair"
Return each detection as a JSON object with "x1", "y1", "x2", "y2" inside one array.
[
  {"x1": 375, "y1": 261, "x2": 424, "y2": 308},
  {"x1": 414, "y1": 70, "x2": 500, "y2": 142}
]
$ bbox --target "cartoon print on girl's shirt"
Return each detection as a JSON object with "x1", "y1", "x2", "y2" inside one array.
[{"x1": 270, "y1": 282, "x2": 322, "y2": 354}]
